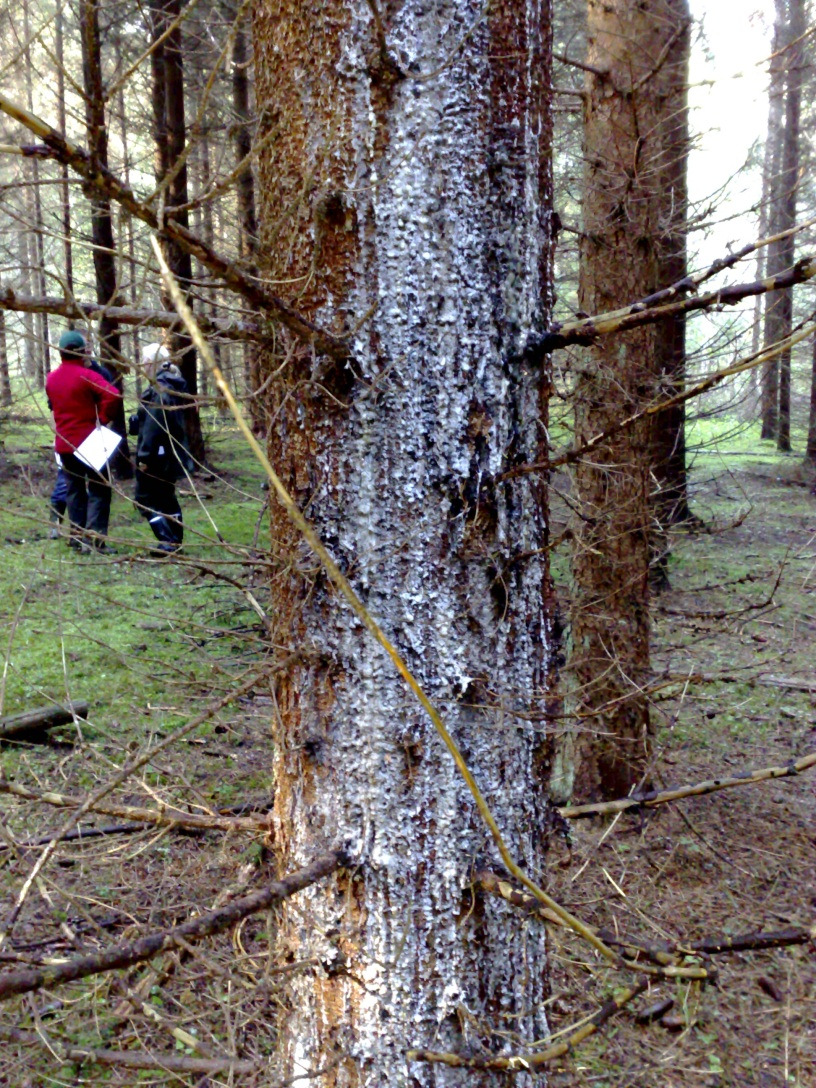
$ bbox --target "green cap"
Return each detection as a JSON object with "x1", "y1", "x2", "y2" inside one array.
[{"x1": 58, "y1": 330, "x2": 87, "y2": 356}]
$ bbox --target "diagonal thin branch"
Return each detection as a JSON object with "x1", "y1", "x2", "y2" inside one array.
[
  {"x1": 558, "y1": 750, "x2": 816, "y2": 819},
  {"x1": 407, "y1": 981, "x2": 648, "y2": 1070},
  {"x1": 530, "y1": 255, "x2": 816, "y2": 356},
  {"x1": 0, "y1": 851, "x2": 343, "y2": 1001},
  {"x1": 0, "y1": 92, "x2": 349, "y2": 360},
  {"x1": 0, "y1": 286, "x2": 262, "y2": 342}
]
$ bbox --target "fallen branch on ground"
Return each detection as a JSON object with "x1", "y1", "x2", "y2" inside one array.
[
  {"x1": 0, "y1": 702, "x2": 88, "y2": 742},
  {"x1": 407, "y1": 981, "x2": 648, "y2": 1070},
  {"x1": 0, "y1": 850, "x2": 343, "y2": 1000},
  {"x1": 0, "y1": 1029, "x2": 256, "y2": 1074},
  {"x1": 478, "y1": 872, "x2": 815, "y2": 961},
  {"x1": 558, "y1": 751, "x2": 816, "y2": 819},
  {"x1": 0, "y1": 780, "x2": 270, "y2": 834}
]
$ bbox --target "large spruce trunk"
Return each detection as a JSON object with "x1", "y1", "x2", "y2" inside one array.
[
  {"x1": 253, "y1": 1, "x2": 554, "y2": 1082},
  {"x1": 555, "y1": 0, "x2": 689, "y2": 802}
]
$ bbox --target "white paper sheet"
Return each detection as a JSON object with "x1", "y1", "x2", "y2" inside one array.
[{"x1": 73, "y1": 425, "x2": 122, "y2": 472}]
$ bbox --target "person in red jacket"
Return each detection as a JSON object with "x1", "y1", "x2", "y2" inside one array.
[{"x1": 45, "y1": 329, "x2": 122, "y2": 551}]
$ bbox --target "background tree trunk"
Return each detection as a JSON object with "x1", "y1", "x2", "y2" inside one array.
[
  {"x1": 651, "y1": 0, "x2": 692, "y2": 535},
  {"x1": 760, "y1": 0, "x2": 787, "y2": 441},
  {"x1": 253, "y1": 0, "x2": 554, "y2": 1080},
  {"x1": 775, "y1": 0, "x2": 804, "y2": 453},
  {"x1": 150, "y1": 0, "x2": 203, "y2": 463},
  {"x1": 80, "y1": 0, "x2": 132, "y2": 475},
  {"x1": 556, "y1": 0, "x2": 689, "y2": 802},
  {"x1": 55, "y1": 3, "x2": 74, "y2": 302}
]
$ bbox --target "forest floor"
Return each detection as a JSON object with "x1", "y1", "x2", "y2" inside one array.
[
  {"x1": 546, "y1": 448, "x2": 816, "y2": 1088},
  {"x1": 0, "y1": 404, "x2": 813, "y2": 1086}
]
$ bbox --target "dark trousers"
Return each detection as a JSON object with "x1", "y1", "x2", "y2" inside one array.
[
  {"x1": 61, "y1": 453, "x2": 112, "y2": 539},
  {"x1": 50, "y1": 467, "x2": 68, "y2": 519},
  {"x1": 134, "y1": 469, "x2": 183, "y2": 545}
]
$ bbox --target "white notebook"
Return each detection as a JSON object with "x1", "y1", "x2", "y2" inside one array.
[{"x1": 74, "y1": 425, "x2": 122, "y2": 472}]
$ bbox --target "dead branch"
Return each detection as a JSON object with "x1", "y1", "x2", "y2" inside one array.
[
  {"x1": 0, "y1": 702, "x2": 87, "y2": 742},
  {"x1": 478, "y1": 872, "x2": 815, "y2": 961},
  {"x1": 0, "y1": 92, "x2": 348, "y2": 360},
  {"x1": 504, "y1": 318, "x2": 816, "y2": 478},
  {"x1": 0, "y1": 287, "x2": 261, "y2": 342},
  {"x1": 532, "y1": 255, "x2": 816, "y2": 355},
  {"x1": 407, "y1": 981, "x2": 648, "y2": 1070},
  {"x1": 0, "y1": 779, "x2": 270, "y2": 834},
  {"x1": 558, "y1": 750, "x2": 816, "y2": 819},
  {"x1": 0, "y1": 850, "x2": 343, "y2": 1001},
  {"x1": 0, "y1": 1029, "x2": 256, "y2": 1073}
]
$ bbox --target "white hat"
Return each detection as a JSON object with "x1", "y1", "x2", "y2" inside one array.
[{"x1": 142, "y1": 343, "x2": 170, "y2": 368}]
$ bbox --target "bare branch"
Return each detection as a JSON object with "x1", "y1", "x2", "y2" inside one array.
[
  {"x1": 0, "y1": 287, "x2": 261, "y2": 342},
  {"x1": 558, "y1": 750, "x2": 816, "y2": 819},
  {"x1": 532, "y1": 255, "x2": 816, "y2": 356},
  {"x1": 0, "y1": 851, "x2": 343, "y2": 1001},
  {"x1": 407, "y1": 981, "x2": 648, "y2": 1070},
  {"x1": 0, "y1": 92, "x2": 349, "y2": 359}
]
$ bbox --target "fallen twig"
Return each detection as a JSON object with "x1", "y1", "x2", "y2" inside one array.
[
  {"x1": 0, "y1": 1029, "x2": 256, "y2": 1073},
  {"x1": 0, "y1": 780, "x2": 270, "y2": 834},
  {"x1": 558, "y1": 751, "x2": 816, "y2": 819},
  {"x1": 407, "y1": 981, "x2": 648, "y2": 1070},
  {"x1": 0, "y1": 850, "x2": 343, "y2": 1000}
]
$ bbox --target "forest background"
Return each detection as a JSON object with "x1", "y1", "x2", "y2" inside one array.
[{"x1": 0, "y1": 1, "x2": 813, "y2": 1086}]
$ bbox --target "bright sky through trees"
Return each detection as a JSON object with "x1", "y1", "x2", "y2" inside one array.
[{"x1": 688, "y1": 1, "x2": 774, "y2": 260}]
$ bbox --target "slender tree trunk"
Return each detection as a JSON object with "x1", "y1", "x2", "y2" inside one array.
[
  {"x1": 55, "y1": 3, "x2": 74, "y2": 301},
  {"x1": 150, "y1": 0, "x2": 204, "y2": 463},
  {"x1": 80, "y1": 0, "x2": 132, "y2": 475},
  {"x1": 22, "y1": 0, "x2": 48, "y2": 383},
  {"x1": 18, "y1": 202, "x2": 37, "y2": 381},
  {"x1": 775, "y1": 0, "x2": 804, "y2": 453},
  {"x1": 651, "y1": 0, "x2": 692, "y2": 533},
  {"x1": 807, "y1": 331, "x2": 816, "y2": 463},
  {"x1": 228, "y1": 1, "x2": 262, "y2": 431},
  {"x1": 761, "y1": 0, "x2": 787, "y2": 441},
  {"x1": 115, "y1": 36, "x2": 140, "y2": 373},
  {"x1": 0, "y1": 310, "x2": 10, "y2": 407},
  {"x1": 253, "y1": 0, "x2": 554, "y2": 1080},
  {"x1": 556, "y1": 0, "x2": 686, "y2": 802}
]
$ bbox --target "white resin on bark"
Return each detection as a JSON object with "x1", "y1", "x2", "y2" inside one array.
[{"x1": 257, "y1": 1, "x2": 554, "y2": 1083}]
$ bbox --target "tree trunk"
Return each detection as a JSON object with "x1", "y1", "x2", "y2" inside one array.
[
  {"x1": 228, "y1": 0, "x2": 262, "y2": 431},
  {"x1": 55, "y1": 3, "x2": 74, "y2": 301},
  {"x1": 556, "y1": 0, "x2": 685, "y2": 802},
  {"x1": 650, "y1": 0, "x2": 692, "y2": 532},
  {"x1": 775, "y1": 0, "x2": 804, "y2": 454},
  {"x1": 22, "y1": 0, "x2": 48, "y2": 384},
  {"x1": 0, "y1": 310, "x2": 10, "y2": 407},
  {"x1": 807, "y1": 330, "x2": 816, "y2": 463},
  {"x1": 760, "y1": 0, "x2": 787, "y2": 441},
  {"x1": 80, "y1": 0, "x2": 132, "y2": 476},
  {"x1": 253, "y1": 0, "x2": 554, "y2": 1080},
  {"x1": 150, "y1": 0, "x2": 204, "y2": 463}
]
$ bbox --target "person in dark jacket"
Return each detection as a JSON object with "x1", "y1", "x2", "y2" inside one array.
[
  {"x1": 130, "y1": 343, "x2": 191, "y2": 553},
  {"x1": 45, "y1": 330, "x2": 122, "y2": 551},
  {"x1": 48, "y1": 355, "x2": 117, "y2": 538}
]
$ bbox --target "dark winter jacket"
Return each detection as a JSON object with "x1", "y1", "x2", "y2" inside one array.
[
  {"x1": 129, "y1": 368, "x2": 192, "y2": 481},
  {"x1": 46, "y1": 357, "x2": 122, "y2": 454}
]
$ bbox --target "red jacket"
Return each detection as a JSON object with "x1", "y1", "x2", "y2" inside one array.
[{"x1": 46, "y1": 358, "x2": 122, "y2": 454}]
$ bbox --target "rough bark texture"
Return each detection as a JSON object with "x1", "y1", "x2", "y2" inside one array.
[
  {"x1": 760, "y1": 0, "x2": 787, "y2": 441},
  {"x1": 554, "y1": 0, "x2": 688, "y2": 803},
  {"x1": 253, "y1": 1, "x2": 553, "y2": 1083},
  {"x1": 774, "y1": 0, "x2": 804, "y2": 453},
  {"x1": 650, "y1": 0, "x2": 691, "y2": 531}
]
